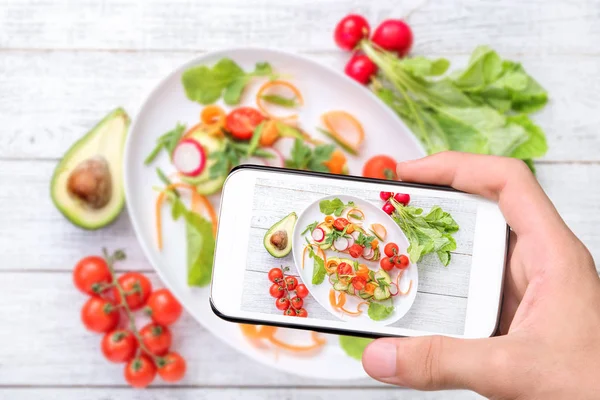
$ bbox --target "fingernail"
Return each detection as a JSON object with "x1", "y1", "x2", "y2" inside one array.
[{"x1": 363, "y1": 341, "x2": 397, "y2": 378}]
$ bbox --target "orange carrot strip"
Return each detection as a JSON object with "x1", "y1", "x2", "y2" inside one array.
[
  {"x1": 395, "y1": 270, "x2": 413, "y2": 295},
  {"x1": 346, "y1": 224, "x2": 355, "y2": 235},
  {"x1": 201, "y1": 105, "x2": 226, "y2": 125},
  {"x1": 339, "y1": 306, "x2": 362, "y2": 315},
  {"x1": 321, "y1": 111, "x2": 365, "y2": 153},
  {"x1": 337, "y1": 292, "x2": 347, "y2": 308},
  {"x1": 256, "y1": 80, "x2": 304, "y2": 120},
  {"x1": 324, "y1": 215, "x2": 334, "y2": 224},
  {"x1": 267, "y1": 336, "x2": 325, "y2": 352},
  {"x1": 155, "y1": 190, "x2": 168, "y2": 250},
  {"x1": 325, "y1": 259, "x2": 339, "y2": 273},
  {"x1": 259, "y1": 120, "x2": 280, "y2": 146},
  {"x1": 323, "y1": 149, "x2": 347, "y2": 175},
  {"x1": 239, "y1": 324, "x2": 261, "y2": 338},
  {"x1": 311, "y1": 331, "x2": 327, "y2": 345},
  {"x1": 329, "y1": 289, "x2": 338, "y2": 308}
]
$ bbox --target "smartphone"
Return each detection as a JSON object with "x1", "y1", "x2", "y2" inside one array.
[{"x1": 210, "y1": 165, "x2": 508, "y2": 339}]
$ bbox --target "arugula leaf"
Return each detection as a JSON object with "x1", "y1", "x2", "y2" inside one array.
[
  {"x1": 368, "y1": 302, "x2": 394, "y2": 321},
  {"x1": 307, "y1": 245, "x2": 326, "y2": 285},
  {"x1": 261, "y1": 94, "x2": 299, "y2": 108},
  {"x1": 339, "y1": 336, "x2": 373, "y2": 360},
  {"x1": 285, "y1": 139, "x2": 335, "y2": 173},
  {"x1": 144, "y1": 123, "x2": 186, "y2": 165},
  {"x1": 302, "y1": 221, "x2": 319, "y2": 235},
  {"x1": 209, "y1": 137, "x2": 274, "y2": 179},
  {"x1": 247, "y1": 121, "x2": 265, "y2": 157},
  {"x1": 319, "y1": 198, "x2": 355, "y2": 216}
]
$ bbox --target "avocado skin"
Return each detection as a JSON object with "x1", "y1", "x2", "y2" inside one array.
[
  {"x1": 50, "y1": 108, "x2": 130, "y2": 230},
  {"x1": 264, "y1": 212, "x2": 297, "y2": 258}
]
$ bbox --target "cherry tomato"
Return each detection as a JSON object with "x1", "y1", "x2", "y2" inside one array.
[
  {"x1": 295, "y1": 284, "x2": 309, "y2": 298},
  {"x1": 333, "y1": 217, "x2": 350, "y2": 231},
  {"x1": 297, "y1": 308, "x2": 308, "y2": 318},
  {"x1": 363, "y1": 155, "x2": 397, "y2": 180},
  {"x1": 290, "y1": 296, "x2": 304, "y2": 310},
  {"x1": 113, "y1": 272, "x2": 152, "y2": 311},
  {"x1": 140, "y1": 323, "x2": 172, "y2": 356},
  {"x1": 379, "y1": 191, "x2": 393, "y2": 201},
  {"x1": 348, "y1": 243, "x2": 364, "y2": 258},
  {"x1": 124, "y1": 355, "x2": 156, "y2": 388},
  {"x1": 225, "y1": 107, "x2": 265, "y2": 140},
  {"x1": 344, "y1": 53, "x2": 378, "y2": 85},
  {"x1": 268, "y1": 268, "x2": 284, "y2": 283},
  {"x1": 380, "y1": 257, "x2": 395, "y2": 272},
  {"x1": 157, "y1": 352, "x2": 186, "y2": 383},
  {"x1": 334, "y1": 14, "x2": 370, "y2": 51},
  {"x1": 384, "y1": 243, "x2": 399, "y2": 257},
  {"x1": 73, "y1": 256, "x2": 112, "y2": 296},
  {"x1": 145, "y1": 289, "x2": 183, "y2": 326},
  {"x1": 394, "y1": 192, "x2": 410, "y2": 206},
  {"x1": 276, "y1": 297, "x2": 290, "y2": 310},
  {"x1": 269, "y1": 283, "x2": 285, "y2": 298},
  {"x1": 337, "y1": 262, "x2": 353, "y2": 276},
  {"x1": 101, "y1": 329, "x2": 137, "y2": 363},
  {"x1": 81, "y1": 297, "x2": 120, "y2": 333},
  {"x1": 285, "y1": 276, "x2": 298, "y2": 291},
  {"x1": 382, "y1": 201, "x2": 395, "y2": 215},
  {"x1": 284, "y1": 307, "x2": 297, "y2": 316},
  {"x1": 372, "y1": 19, "x2": 413, "y2": 56},
  {"x1": 351, "y1": 276, "x2": 367, "y2": 291},
  {"x1": 396, "y1": 254, "x2": 410, "y2": 269}
]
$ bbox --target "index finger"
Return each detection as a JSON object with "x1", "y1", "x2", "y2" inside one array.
[{"x1": 396, "y1": 152, "x2": 564, "y2": 235}]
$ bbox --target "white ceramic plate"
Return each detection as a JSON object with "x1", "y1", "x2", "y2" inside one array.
[
  {"x1": 124, "y1": 47, "x2": 425, "y2": 380},
  {"x1": 292, "y1": 195, "x2": 418, "y2": 326}
]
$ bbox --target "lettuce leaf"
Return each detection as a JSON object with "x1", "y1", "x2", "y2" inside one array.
[{"x1": 339, "y1": 336, "x2": 373, "y2": 360}]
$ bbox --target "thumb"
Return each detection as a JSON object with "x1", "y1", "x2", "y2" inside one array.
[{"x1": 362, "y1": 336, "x2": 511, "y2": 394}]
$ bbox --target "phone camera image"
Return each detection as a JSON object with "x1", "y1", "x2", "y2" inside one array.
[{"x1": 240, "y1": 176, "x2": 479, "y2": 336}]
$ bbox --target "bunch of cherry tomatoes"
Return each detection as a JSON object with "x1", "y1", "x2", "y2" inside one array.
[
  {"x1": 334, "y1": 14, "x2": 413, "y2": 84},
  {"x1": 380, "y1": 242, "x2": 410, "y2": 272},
  {"x1": 74, "y1": 249, "x2": 185, "y2": 388},
  {"x1": 268, "y1": 266, "x2": 310, "y2": 317}
]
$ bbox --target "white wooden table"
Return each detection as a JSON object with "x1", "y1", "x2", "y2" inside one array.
[{"x1": 0, "y1": 1, "x2": 598, "y2": 399}]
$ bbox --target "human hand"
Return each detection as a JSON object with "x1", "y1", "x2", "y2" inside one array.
[{"x1": 362, "y1": 152, "x2": 600, "y2": 399}]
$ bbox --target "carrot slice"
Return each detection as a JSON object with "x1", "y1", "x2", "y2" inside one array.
[
  {"x1": 329, "y1": 289, "x2": 338, "y2": 308},
  {"x1": 324, "y1": 215, "x2": 334, "y2": 224},
  {"x1": 321, "y1": 111, "x2": 365, "y2": 155},
  {"x1": 256, "y1": 80, "x2": 303, "y2": 120},
  {"x1": 259, "y1": 120, "x2": 279, "y2": 146},
  {"x1": 337, "y1": 292, "x2": 347, "y2": 308},
  {"x1": 395, "y1": 270, "x2": 413, "y2": 295},
  {"x1": 325, "y1": 259, "x2": 339, "y2": 273},
  {"x1": 200, "y1": 105, "x2": 226, "y2": 136},
  {"x1": 240, "y1": 325, "x2": 326, "y2": 352},
  {"x1": 155, "y1": 190, "x2": 168, "y2": 250},
  {"x1": 323, "y1": 149, "x2": 347, "y2": 175}
]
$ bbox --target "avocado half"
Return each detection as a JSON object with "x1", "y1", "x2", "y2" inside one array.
[
  {"x1": 264, "y1": 212, "x2": 297, "y2": 258},
  {"x1": 50, "y1": 108, "x2": 130, "y2": 230}
]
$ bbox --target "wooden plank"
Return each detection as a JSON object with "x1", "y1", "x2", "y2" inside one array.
[
  {"x1": 0, "y1": 51, "x2": 599, "y2": 162},
  {"x1": 0, "y1": 388, "x2": 482, "y2": 400},
  {"x1": 0, "y1": 0, "x2": 598, "y2": 56}
]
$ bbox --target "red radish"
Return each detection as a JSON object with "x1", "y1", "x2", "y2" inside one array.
[
  {"x1": 346, "y1": 235, "x2": 355, "y2": 247},
  {"x1": 344, "y1": 54, "x2": 378, "y2": 85},
  {"x1": 372, "y1": 19, "x2": 413, "y2": 56},
  {"x1": 334, "y1": 14, "x2": 370, "y2": 51},
  {"x1": 172, "y1": 138, "x2": 206, "y2": 177},
  {"x1": 394, "y1": 192, "x2": 410, "y2": 205},
  {"x1": 382, "y1": 201, "x2": 395, "y2": 215},
  {"x1": 311, "y1": 227, "x2": 325, "y2": 243},
  {"x1": 262, "y1": 147, "x2": 285, "y2": 168},
  {"x1": 380, "y1": 191, "x2": 393, "y2": 201},
  {"x1": 333, "y1": 237, "x2": 349, "y2": 251},
  {"x1": 363, "y1": 247, "x2": 375, "y2": 260},
  {"x1": 351, "y1": 230, "x2": 360, "y2": 240}
]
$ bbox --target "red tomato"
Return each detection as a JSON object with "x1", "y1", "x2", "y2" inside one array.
[
  {"x1": 157, "y1": 352, "x2": 186, "y2": 383},
  {"x1": 372, "y1": 19, "x2": 413, "y2": 56},
  {"x1": 396, "y1": 254, "x2": 410, "y2": 269},
  {"x1": 337, "y1": 262, "x2": 353, "y2": 276},
  {"x1": 351, "y1": 276, "x2": 367, "y2": 291},
  {"x1": 382, "y1": 201, "x2": 395, "y2": 215},
  {"x1": 268, "y1": 268, "x2": 284, "y2": 283},
  {"x1": 81, "y1": 297, "x2": 120, "y2": 333},
  {"x1": 334, "y1": 14, "x2": 370, "y2": 51},
  {"x1": 225, "y1": 107, "x2": 265, "y2": 140},
  {"x1": 145, "y1": 289, "x2": 183, "y2": 326},
  {"x1": 124, "y1": 355, "x2": 156, "y2": 388},
  {"x1": 394, "y1": 192, "x2": 410, "y2": 206},
  {"x1": 333, "y1": 217, "x2": 350, "y2": 231},
  {"x1": 290, "y1": 296, "x2": 304, "y2": 310},
  {"x1": 276, "y1": 297, "x2": 290, "y2": 310},
  {"x1": 384, "y1": 243, "x2": 399, "y2": 257},
  {"x1": 295, "y1": 284, "x2": 309, "y2": 298},
  {"x1": 348, "y1": 243, "x2": 364, "y2": 258},
  {"x1": 297, "y1": 308, "x2": 308, "y2": 318},
  {"x1": 101, "y1": 330, "x2": 137, "y2": 363},
  {"x1": 269, "y1": 283, "x2": 285, "y2": 298},
  {"x1": 113, "y1": 272, "x2": 152, "y2": 311},
  {"x1": 344, "y1": 53, "x2": 378, "y2": 84},
  {"x1": 363, "y1": 155, "x2": 397, "y2": 180},
  {"x1": 284, "y1": 307, "x2": 297, "y2": 316},
  {"x1": 379, "y1": 191, "x2": 393, "y2": 201},
  {"x1": 73, "y1": 256, "x2": 112, "y2": 296},
  {"x1": 140, "y1": 323, "x2": 172, "y2": 356},
  {"x1": 380, "y1": 257, "x2": 395, "y2": 272},
  {"x1": 284, "y1": 276, "x2": 298, "y2": 291}
]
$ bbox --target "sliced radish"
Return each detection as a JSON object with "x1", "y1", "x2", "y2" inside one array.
[
  {"x1": 363, "y1": 247, "x2": 375, "y2": 260},
  {"x1": 173, "y1": 138, "x2": 206, "y2": 177},
  {"x1": 262, "y1": 147, "x2": 285, "y2": 168},
  {"x1": 346, "y1": 235, "x2": 355, "y2": 247},
  {"x1": 243, "y1": 156, "x2": 268, "y2": 166},
  {"x1": 333, "y1": 237, "x2": 349, "y2": 251},
  {"x1": 351, "y1": 231, "x2": 360, "y2": 240},
  {"x1": 311, "y1": 227, "x2": 325, "y2": 243}
]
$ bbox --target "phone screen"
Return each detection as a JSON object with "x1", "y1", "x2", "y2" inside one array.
[{"x1": 212, "y1": 167, "x2": 507, "y2": 338}]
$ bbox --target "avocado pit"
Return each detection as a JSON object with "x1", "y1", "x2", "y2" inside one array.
[
  {"x1": 67, "y1": 155, "x2": 112, "y2": 209},
  {"x1": 269, "y1": 230, "x2": 288, "y2": 251}
]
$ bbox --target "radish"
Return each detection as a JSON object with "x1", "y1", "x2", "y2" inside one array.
[
  {"x1": 333, "y1": 237, "x2": 349, "y2": 251},
  {"x1": 351, "y1": 231, "x2": 360, "y2": 240},
  {"x1": 173, "y1": 138, "x2": 206, "y2": 177},
  {"x1": 346, "y1": 235, "x2": 355, "y2": 247},
  {"x1": 311, "y1": 227, "x2": 325, "y2": 243},
  {"x1": 363, "y1": 247, "x2": 375, "y2": 260},
  {"x1": 262, "y1": 147, "x2": 285, "y2": 167}
]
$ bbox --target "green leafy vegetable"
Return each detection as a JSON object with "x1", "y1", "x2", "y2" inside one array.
[
  {"x1": 368, "y1": 302, "x2": 394, "y2": 321},
  {"x1": 261, "y1": 94, "x2": 299, "y2": 108},
  {"x1": 246, "y1": 121, "x2": 265, "y2": 157},
  {"x1": 144, "y1": 123, "x2": 186, "y2": 165},
  {"x1": 182, "y1": 58, "x2": 273, "y2": 105},
  {"x1": 355, "y1": 232, "x2": 376, "y2": 248},
  {"x1": 390, "y1": 199, "x2": 459, "y2": 266},
  {"x1": 319, "y1": 198, "x2": 355, "y2": 216},
  {"x1": 339, "y1": 336, "x2": 373, "y2": 360},
  {"x1": 302, "y1": 221, "x2": 319, "y2": 235},
  {"x1": 209, "y1": 138, "x2": 274, "y2": 179},
  {"x1": 285, "y1": 139, "x2": 335, "y2": 173},
  {"x1": 307, "y1": 244, "x2": 326, "y2": 285}
]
